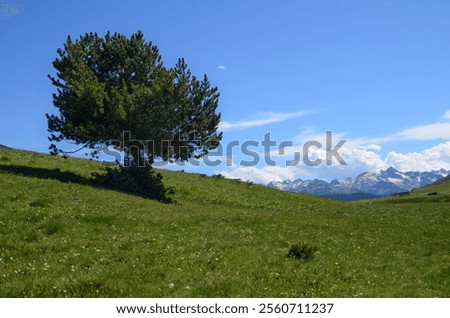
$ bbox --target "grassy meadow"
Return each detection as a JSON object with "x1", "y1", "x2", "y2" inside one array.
[{"x1": 0, "y1": 146, "x2": 449, "y2": 297}]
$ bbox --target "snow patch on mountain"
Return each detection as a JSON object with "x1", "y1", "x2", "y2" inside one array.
[{"x1": 267, "y1": 167, "x2": 449, "y2": 199}]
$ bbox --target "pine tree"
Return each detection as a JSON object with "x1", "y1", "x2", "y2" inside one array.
[
  {"x1": 47, "y1": 31, "x2": 222, "y2": 201},
  {"x1": 47, "y1": 31, "x2": 222, "y2": 164}
]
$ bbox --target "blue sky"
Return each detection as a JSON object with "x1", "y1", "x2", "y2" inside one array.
[{"x1": 1, "y1": 0, "x2": 450, "y2": 183}]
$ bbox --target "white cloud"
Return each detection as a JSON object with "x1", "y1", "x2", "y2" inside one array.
[
  {"x1": 219, "y1": 111, "x2": 307, "y2": 132},
  {"x1": 340, "y1": 147, "x2": 387, "y2": 170},
  {"x1": 398, "y1": 122, "x2": 450, "y2": 141},
  {"x1": 340, "y1": 110, "x2": 450, "y2": 144},
  {"x1": 303, "y1": 141, "x2": 450, "y2": 176},
  {"x1": 217, "y1": 65, "x2": 227, "y2": 71},
  {"x1": 219, "y1": 165, "x2": 300, "y2": 184},
  {"x1": 359, "y1": 144, "x2": 382, "y2": 151},
  {"x1": 369, "y1": 110, "x2": 450, "y2": 143},
  {"x1": 385, "y1": 141, "x2": 450, "y2": 171},
  {"x1": 442, "y1": 109, "x2": 450, "y2": 120}
]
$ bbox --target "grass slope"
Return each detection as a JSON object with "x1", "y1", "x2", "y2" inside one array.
[
  {"x1": 381, "y1": 175, "x2": 450, "y2": 204},
  {"x1": 0, "y1": 147, "x2": 449, "y2": 297}
]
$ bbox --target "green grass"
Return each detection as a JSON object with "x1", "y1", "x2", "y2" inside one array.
[{"x1": 0, "y1": 147, "x2": 449, "y2": 297}]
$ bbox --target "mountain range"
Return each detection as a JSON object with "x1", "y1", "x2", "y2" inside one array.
[{"x1": 267, "y1": 167, "x2": 450, "y2": 201}]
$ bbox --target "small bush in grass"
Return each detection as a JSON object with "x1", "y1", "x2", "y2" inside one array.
[
  {"x1": 287, "y1": 241, "x2": 317, "y2": 261},
  {"x1": 41, "y1": 220, "x2": 65, "y2": 236},
  {"x1": 92, "y1": 164, "x2": 173, "y2": 203},
  {"x1": 22, "y1": 230, "x2": 41, "y2": 242},
  {"x1": 29, "y1": 198, "x2": 52, "y2": 208}
]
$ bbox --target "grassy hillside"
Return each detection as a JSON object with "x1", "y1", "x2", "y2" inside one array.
[
  {"x1": 414, "y1": 175, "x2": 450, "y2": 195},
  {"x1": 0, "y1": 147, "x2": 449, "y2": 297},
  {"x1": 380, "y1": 175, "x2": 450, "y2": 204}
]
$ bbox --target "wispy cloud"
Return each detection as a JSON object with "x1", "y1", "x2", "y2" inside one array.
[
  {"x1": 217, "y1": 65, "x2": 227, "y2": 71},
  {"x1": 359, "y1": 109, "x2": 450, "y2": 144},
  {"x1": 397, "y1": 122, "x2": 450, "y2": 141},
  {"x1": 442, "y1": 109, "x2": 450, "y2": 120},
  {"x1": 219, "y1": 111, "x2": 307, "y2": 132}
]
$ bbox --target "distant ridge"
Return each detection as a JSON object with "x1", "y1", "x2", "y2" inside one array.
[
  {"x1": 268, "y1": 167, "x2": 450, "y2": 201},
  {"x1": 427, "y1": 174, "x2": 450, "y2": 187}
]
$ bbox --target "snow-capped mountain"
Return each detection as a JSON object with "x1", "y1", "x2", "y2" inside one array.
[{"x1": 267, "y1": 167, "x2": 450, "y2": 200}]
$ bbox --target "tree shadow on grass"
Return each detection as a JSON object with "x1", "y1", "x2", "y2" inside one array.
[
  {"x1": 0, "y1": 164, "x2": 172, "y2": 203},
  {"x1": 0, "y1": 164, "x2": 90, "y2": 186}
]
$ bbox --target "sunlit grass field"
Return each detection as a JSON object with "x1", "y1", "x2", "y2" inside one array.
[{"x1": 0, "y1": 146, "x2": 449, "y2": 297}]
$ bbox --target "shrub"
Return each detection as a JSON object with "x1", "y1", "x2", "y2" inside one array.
[
  {"x1": 29, "y1": 198, "x2": 52, "y2": 208},
  {"x1": 92, "y1": 164, "x2": 173, "y2": 203},
  {"x1": 287, "y1": 241, "x2": 317, "y2": 261},
  {"x1": 392, "y1": 191, "x2": 410, "y2": 197},
  {"x1": 41, "y1": 220, "x2": 65, "y2": 236}
]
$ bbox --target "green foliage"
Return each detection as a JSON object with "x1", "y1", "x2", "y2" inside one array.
[
  {"x1": 287, "y1": 241, "x2": 317, "y2": 261},
  {"x1": 92, "y1": 164, "x2": 173, "y2": 203},
  {"x1": 47, "y1": 31, "x2": 222, "y2": 162}
]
